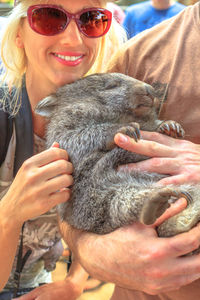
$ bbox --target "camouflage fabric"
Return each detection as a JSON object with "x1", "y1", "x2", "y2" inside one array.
[{"x1": 0, "y1": 129, "x2": 62, "y2": 289}]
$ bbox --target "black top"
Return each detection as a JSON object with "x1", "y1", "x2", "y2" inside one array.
[{"x1": 0, "y1": 83, "x2": 34, "y2": 176}]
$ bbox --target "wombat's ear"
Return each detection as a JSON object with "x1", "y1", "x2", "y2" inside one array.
[{"x1": 35, "y1": 95, "x2": 57, "y2": 118}]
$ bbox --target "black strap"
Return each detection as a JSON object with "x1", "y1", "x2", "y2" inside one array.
[
  {"x1": 0, "y1": 84, "x2": 34, "y2": 173},
  {"x1": 67, "y1": 251, "x2": 72, "y2": 272},
  {"x1": 13, "y1": 223, "x2": 32, "y2": 298},
  {"x1": 0, "y1": 102, "x2": 13, "y2": 167},
  {"x1": 14, "y1": 84, "x2": 34, "y2": 175}
]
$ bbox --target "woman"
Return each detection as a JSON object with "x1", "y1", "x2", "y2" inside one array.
[{"x1": 0, "y1": 0, "x2": 124, "y2": 298}]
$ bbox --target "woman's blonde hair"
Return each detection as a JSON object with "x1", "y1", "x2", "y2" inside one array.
[{"x1": 0, "y1": 0, "x2": 126, "y2": 114}]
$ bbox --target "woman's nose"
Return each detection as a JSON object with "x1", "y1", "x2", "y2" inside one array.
[{"x1": 59, "y1": 19, "x2": 83, "y2": 45}]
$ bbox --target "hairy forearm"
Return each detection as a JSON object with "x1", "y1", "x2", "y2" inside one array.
[
  {"x1": 59, "y1": 219, "x2": 137, "y2": 288},
  {"x1": 59, "y1": 218, "x2": 200, "y2": 295},
  {"x1": 59, "y1": 221, "x2": 104, "y2": 279}
]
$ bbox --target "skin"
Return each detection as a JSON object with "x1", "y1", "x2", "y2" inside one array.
[
  {"x1": 152, "y1": 0, "x2": 175, "y2": 10},
  {"x1": 0, "y1": 142, "x2": 73, "y2": 291},
  {"x1": 60, "y1": 132, "x2": 200, "y2": 295},
  {"x1": 1, "y1": 0, "x2": 102, "y2": 297},
  {"x1": 13, "y1": 258, "x2": 89, "y2": 300},
  {"x1": 116, "y1": 131, "x2": 200, "y2": 186},
  {"x1": 16, "y1": 0, "x2": 100, "y2": 138}
]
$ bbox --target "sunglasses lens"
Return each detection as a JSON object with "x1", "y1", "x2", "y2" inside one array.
[
  {"x1": 80, "y1": 10, "x2": 111, "y2": 37},
  {"x1": 28, "y1": 6, "x2": 112, "y2": 38},
  {"x1": 31, "y1": 7, "x2": 67, "y2": 36}
]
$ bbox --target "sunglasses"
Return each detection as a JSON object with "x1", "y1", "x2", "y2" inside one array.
[{"x1": 27, "y1": 5, "x2": 112, "y2": 38}]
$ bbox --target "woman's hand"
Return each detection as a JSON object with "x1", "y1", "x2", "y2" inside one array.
[
  {"x1": 0, "y1": 142, "x2": 73, "y2": 227},
  {"x1": 114, "y1": 131, "x2": 200, "y2": 185},
  {"x1": 13, "y1": 259, "x2": 89, "y2": 300},
  {"x1": 0, "y1": 142, "x2": 73, "y2": 290},
  {"x1": 12, "y1": 280, "x2": 83, "y2": 300}
]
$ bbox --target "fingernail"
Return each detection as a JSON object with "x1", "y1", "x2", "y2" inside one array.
[
  {"x1": 117, "y1": 134, "x2": 129, "y2": 144},
  {"x1": 51, "y1": 142, "x2": 59, "y2": 148}
]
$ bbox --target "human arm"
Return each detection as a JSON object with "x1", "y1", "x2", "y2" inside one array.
[
  {"x1": 13, "y1": 259, "x2": 89, "y2": 300},
  {"x1": 114, "y1": 131, "x2": 200, "y2": 185},
  {"x1": 58, "y1": 132, "x2": 200, "y2": 295},
  {"x1": 0, "y1": 144, "x2": 73, "y2": 290},
  {"x1": 60, "y1": 220, "x2": 200, "y2": 295}
]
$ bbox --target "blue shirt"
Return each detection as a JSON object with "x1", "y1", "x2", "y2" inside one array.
[{"x1": 123, "y1": 1, "x2": 186, "y2": 38}]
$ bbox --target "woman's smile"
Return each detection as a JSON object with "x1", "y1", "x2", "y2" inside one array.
[{"x1": 52, "y1": 51, "x2": 84, "y2": 66}]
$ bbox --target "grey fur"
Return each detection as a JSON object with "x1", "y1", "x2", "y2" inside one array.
[{"x1": 36, "y1": 73, "x2": 200, "y2": 242}]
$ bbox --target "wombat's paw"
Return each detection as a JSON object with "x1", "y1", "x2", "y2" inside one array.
[
  {"x1": 157, "y1": 121, "x2": 185, "y2": 138},
  {"x1": 157, "y1": 190, "x2": 198, "y2": 238},
  {"x1": 140, "y1": 188, "x2": 193, "y2": 225},
  {"x1": 118, "y1": 122, "x2": 141, "y2": 142}
]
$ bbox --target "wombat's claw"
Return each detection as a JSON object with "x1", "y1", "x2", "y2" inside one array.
[
  {"x1": 163, "y1": 123, "x2": 170, "y2": 132},
  {"x1": 168, "y1": 190, "x2": 193, "y2": 205},
  {"x1": 178, "y1": 191, "x2": 193, "y2": 204},
  {"x1": 119, "y1": 123, "x2": 141, "y2": 142},
  {"x1": 158, "y1": 121, "x2": 185, "y2": 138},
  {"x1": 129, "y1": 122, "x2": 141, "y2": 142},
  {"x1": 133, "y1": 128, "x2": 141, "y2": 142},
  {"x1": 175, "y1": 123, "x2": 185, "y2": 137}
]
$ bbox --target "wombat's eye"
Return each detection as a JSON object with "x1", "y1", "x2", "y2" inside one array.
[
  {"x1": 136, "y1": 104, "x2": 146, "y2": 108},
  {"x1": 145, "y1": 84, "x2": 156, "y2": 99},
  {"x1": 104, "y1": 81, "x2": 119, "y2": 90}
]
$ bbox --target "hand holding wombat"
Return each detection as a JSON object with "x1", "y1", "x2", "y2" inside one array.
[{"x1": 36, "y1": 73, "x2": 200, "y2": 243}]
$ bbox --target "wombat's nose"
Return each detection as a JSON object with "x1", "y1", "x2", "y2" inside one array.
[{"x1": 145, "y1": 84, "x2": 156, "y2": 100}]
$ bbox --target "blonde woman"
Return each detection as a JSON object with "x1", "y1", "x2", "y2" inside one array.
[{"x1": 0, "y1": 0, "x2": 124, "y2": 299}]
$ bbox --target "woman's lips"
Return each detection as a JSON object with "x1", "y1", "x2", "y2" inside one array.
[{"x1": 53, "y1": 52, "x2": 84, "y2": 66}]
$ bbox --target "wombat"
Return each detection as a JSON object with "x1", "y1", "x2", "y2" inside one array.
[{"x1": 36, "y1": 73, "x2": 200, "y2": 240}]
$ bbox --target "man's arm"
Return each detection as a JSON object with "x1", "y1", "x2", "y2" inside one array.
[
  {"x1": 59, "y1": 132, "x2": 200, "y2": 295},
  {"x1": 60, "y1": 220, "x2": 200, "y2": 295}
]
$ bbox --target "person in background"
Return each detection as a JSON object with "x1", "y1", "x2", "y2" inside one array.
[
  {"x1": 190, "y1": 0, "x2": 199, "y2": 4},
  {"x1": 123, "y1": 0, "x2": 186, "y2": 38},
  {"x1": 107, "y1": 1, "x2": 125, "y2": 24}
]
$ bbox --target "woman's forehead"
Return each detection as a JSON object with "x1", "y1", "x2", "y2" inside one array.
[{"x1": 15, "y1": 0, "x2": 114, "y2": 4}]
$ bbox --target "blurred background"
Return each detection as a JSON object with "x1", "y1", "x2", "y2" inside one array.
[
  {"x1": 0, "y1": 0, "x2": 198, "y2": 15},
  {"x1": 117, "y1": 0, "x2": 198, "y2": 8}
]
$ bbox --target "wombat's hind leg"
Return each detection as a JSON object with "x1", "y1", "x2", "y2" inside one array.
[
  {"x1": 140, "y1": 187, "x2": 192, "y2": 225},
  {"x1": 119, "y1": 122, "x2": 141, "y2": 142},
  {"x1": 157, "y1": 121, "x2": 185, "y2": 138}
]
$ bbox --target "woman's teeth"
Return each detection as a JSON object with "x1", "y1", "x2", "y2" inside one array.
[{"x1": 55, "y1": 54, "x2": 82, "y2": 61}]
